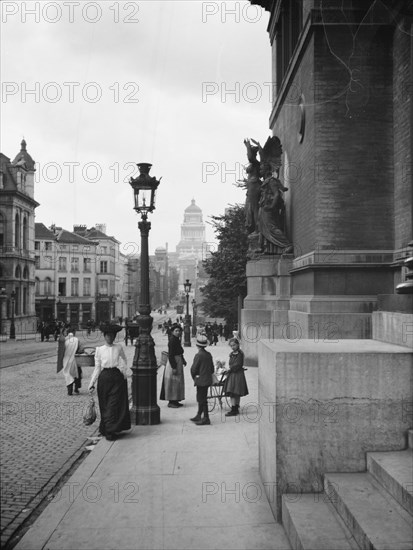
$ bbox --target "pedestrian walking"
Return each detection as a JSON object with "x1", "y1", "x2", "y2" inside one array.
[
  {"x1": 57, "y1": 326, "x2": 83, "y2": 396},
  {"x1": 190, "y1": 333, "x2": 214, "y2": 425},
  {"x1": 160, "y1": 323, "x2": 186, "y2": 408},
  {"x1": 223, "y1": 338, "x2": 249, "y2": 416},
  {"x1": 88, "y1": 324, "x2": 131, "y2": 441}
]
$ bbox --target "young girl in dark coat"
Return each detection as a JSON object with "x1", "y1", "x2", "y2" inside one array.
[{"x1": 223, "y1": 338, "x2": 248, "y2": 416}]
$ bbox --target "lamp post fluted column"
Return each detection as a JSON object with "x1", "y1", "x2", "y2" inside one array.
[
  {"x1": 129, "y1": 162, "x2": 161, "y2": 425},
  {"x1": 131, "y1": 214, "x2": 160, "y2": 425}
]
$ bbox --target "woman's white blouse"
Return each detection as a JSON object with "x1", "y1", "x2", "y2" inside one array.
[{"x1": 89, "y1": 344, "x2": 128, "y2": 388}]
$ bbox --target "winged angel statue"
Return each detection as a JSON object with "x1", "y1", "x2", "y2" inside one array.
[{"x1": 237, "y1": 136, "x2": 293, "y2": 255}]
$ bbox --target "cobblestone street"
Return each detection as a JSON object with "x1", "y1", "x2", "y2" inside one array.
[{"x1": 0, "y1": 318, "x2": 170, "y2": 549}]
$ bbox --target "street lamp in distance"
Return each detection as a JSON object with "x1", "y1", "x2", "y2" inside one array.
[
  {"x1": 183, "y1": 279, "x2": 191, "y2": 347},
  {"x1": 10, "y1": 290, "x2": 16, "y2": 340},
  {"x1": 191, "y1": 298, "x2": 197, "y2": 337},
  {"x1": 129, "y1": 162, "x2": 161, "y2": 425}
]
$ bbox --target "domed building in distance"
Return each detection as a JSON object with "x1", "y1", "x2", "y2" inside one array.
[{"x1": 168, "y1": 199, "x2": 209, "y2": 294}]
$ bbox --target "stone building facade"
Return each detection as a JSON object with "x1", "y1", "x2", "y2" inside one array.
[{"x1": 0, "y1": 140, "x2": 39, "y2": 337}]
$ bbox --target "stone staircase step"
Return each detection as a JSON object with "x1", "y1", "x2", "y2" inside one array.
[
  {"x1": 367, "y1": 450, "x2": 413, "y2": 515},
  {"x1": 282, "y1": 493, "x2": 359, "y2": 550},
  {"x1": 324, "y1": 473, "x2": 412, "y2": 550},
  {"x1": 408, "y1": 430, "x2": 413, "y2": 450}
]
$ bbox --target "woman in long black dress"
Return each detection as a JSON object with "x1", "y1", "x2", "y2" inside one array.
[
  {"x1": 223, "y1": 338, "x2": 248, "y2": 416},
  {"x1": 88, "y1": 324, "x2": 131, "y2": 440}
]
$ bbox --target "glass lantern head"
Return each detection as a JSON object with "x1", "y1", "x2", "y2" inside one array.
[
  {"x1": 184, "y1": 279, "x2": 192, "y2": 294},
  {"x1": 129, "y1": 163, "x2": 161, "y2": 216}
]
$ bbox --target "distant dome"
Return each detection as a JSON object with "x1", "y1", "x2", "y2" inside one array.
[
  {"x1": 155, "y1": 246, "x2": 167, "y2": 253},
  {"x1": 185, "y1": 199, "x2": 201, "y2": 212}
]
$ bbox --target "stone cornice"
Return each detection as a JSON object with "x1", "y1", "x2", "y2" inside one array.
[{"x1": 0, "y1": 189, "x2": 40, "y2": 208}]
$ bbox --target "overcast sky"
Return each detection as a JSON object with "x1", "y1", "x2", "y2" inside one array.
[{"x1": 2, "y1": 0, "x2": 272, "y2": 255}]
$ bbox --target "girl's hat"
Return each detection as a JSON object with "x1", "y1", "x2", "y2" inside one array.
[{"x1": 196, "y1": 333, "x2": 208, "y2": 347}]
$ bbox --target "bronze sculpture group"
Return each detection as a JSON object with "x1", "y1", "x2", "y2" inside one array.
[{"x1": 238, "y1": 136, "x2": 293, "y2": 256}]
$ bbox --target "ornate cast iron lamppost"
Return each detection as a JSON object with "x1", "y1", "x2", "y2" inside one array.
[
  {"x1": 191, "y1": 298, "x2": 197, "y2": 337},
  {"x1": 10, "y1": 290, "x2": 16, "y2": 340},
  {"x1": 183, "y1": 279, "x2": 191, "y2": 347},
  {"x1": 129, "y1": 163, "x2": 161, "y2": 425}
]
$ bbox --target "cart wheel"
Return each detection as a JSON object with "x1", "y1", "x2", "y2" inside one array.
[{"x1": 207, "y1": 386, "x2": 216, "y2": 413}]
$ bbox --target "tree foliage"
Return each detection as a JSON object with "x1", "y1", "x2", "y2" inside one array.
[{"x1": 200, "y1": 204, "x2": 248, "y2": 326}]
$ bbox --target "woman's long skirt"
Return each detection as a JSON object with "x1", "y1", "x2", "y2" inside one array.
[
  {"x1": 159, "y1": 355, "x2": 185, "y2": 401},
  {"x1": 97, "y1": 368, "x2": 131, "y2": 436}
]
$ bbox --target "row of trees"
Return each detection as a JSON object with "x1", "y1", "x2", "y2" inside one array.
[{"x1": 200, "y1": 204, "x2": 248, "y2": 327}]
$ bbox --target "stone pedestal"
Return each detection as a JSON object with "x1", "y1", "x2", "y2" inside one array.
[
  {"x1": 258, "y1": 338, "x2": 413, "y2": 522},
  {"x1": 241, "y1": 255, "x2": 293, "y2": 366}
]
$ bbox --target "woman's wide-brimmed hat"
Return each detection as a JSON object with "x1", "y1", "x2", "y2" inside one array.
[
  {"x1": 170, "y1": 323, "x2": 182, "y2": 332},
  {"x1": 196, "y1": 333, "x2": 208, "y2": 347},
  {"x1": 100, "y1": 323, "x2": 123, "y2": 335}
]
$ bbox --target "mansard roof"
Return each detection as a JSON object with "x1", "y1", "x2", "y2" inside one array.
[
  {"x1": 35, "y1": 223, "x2": 56, "y2": 240},
  {"x1": 56, "y1": 228, "x2": 96, "y2": 245}
]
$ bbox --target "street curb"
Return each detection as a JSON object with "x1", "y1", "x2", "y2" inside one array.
[{"x1": 13, "y1": 435, "x2": 116, "y2": 550}]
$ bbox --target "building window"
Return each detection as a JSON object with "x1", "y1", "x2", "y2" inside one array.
[
  {"x1": 45, "y1": 278, "x2": 52, "y2": 296},
  {"x1": 58, "y1": 278, "x2": 66, "y2": 296},
  {"x1": 71, "y1": 257, "x2": 79, "y2": 272},
  {"x1": 99, "y1": 279, "x2": 108, "y2": 295},
  {"x1": 23, "y1": 266, "x2": 29, "y2": 279},
  {"x1": 15, "y1": 213, "x2": 20, "y2": 248},
  {"x1": 71, "y1": 278, "x2": 79, "y2": 296},
  {"x1": 23, "y1": 287, "x2": 27, "y2": 314},
  {"x1": 83, "y1": 258, "x2": 91, "y2": 272},
  {"x1": 35, "y1": 241, "x2": 40, "y2": 250},
  {"x1": 0, "y1": 213, "x2": 4, "y2": 248},
  {"x1": 45, "y1": 242, "x2": 52, "y2": 251},
  {"x1": 35, "y1": 278, "x2": 40, "y2": 295},
  {"x1": 35, "y1": 256, "x2": 40, "y2": 268},
  {"x1": 59, "y1": 257, "x2": 67, "y2": 271},
  {"x1": 100, "y1": 261, "x2": 108, "y2": 273},
  {"x1": 44, "y1": 256, "x2": 52, "y2": 266},
  {"x1": 22, "y1": 217, "x2": 28, "y2": 250},
  {"x1": 84, "y1": 278, "x2": 91, "y2": 296}
]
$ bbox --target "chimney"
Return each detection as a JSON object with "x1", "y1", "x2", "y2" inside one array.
[{"x1": 95, "y1": 223, "x2": 107, "y2": 234}]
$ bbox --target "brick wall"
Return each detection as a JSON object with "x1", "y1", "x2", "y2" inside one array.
[
  {"x1": 313, "y1": 24, "x2": 394, "y2": 250},
  {"x1": 273, "y1": 35, "x2": 317, "y2": 256},
  {"x1": 393, "y1": 21, "x2": 412, "y2": 249}
]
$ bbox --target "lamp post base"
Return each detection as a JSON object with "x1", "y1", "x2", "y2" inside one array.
[
  {"x1": 130, "y1": 404, "x2": 160, "y2": 425},
  {"x1": 184, "y1": 319, "x2": 191, "y2": 347},
  {"x1": 131, "y1": 313, "x2": 161, "y2": 425}
]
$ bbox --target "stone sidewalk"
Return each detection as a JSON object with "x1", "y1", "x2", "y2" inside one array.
[{"x1": 13, "y1": 340, "x2": 291, "y2": 550}]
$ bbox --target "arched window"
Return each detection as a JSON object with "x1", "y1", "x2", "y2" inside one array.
[
  {"x1": 0, "y1": 212, "x2": 4, "y2": 248},
  {"x1": 35, "y1": 277, "x2": 40, "y2": 295},
  {"x1": 23, "y1": 266, "x2": 29, "y2": 279},
  {"x1": 22, "y1": 217, "x2": 28, "y2": 250},
  {"x1": 15, "y1": 265, "x2": 21, "y2": 279},
  {"x1": 45, "y1": 277, "x2": 52, "y2": 296},
  {"x1": 15, "y1": 213, "x2": 20, "y2": 248}
]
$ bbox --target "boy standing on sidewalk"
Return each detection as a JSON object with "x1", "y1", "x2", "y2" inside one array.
[{"x1": 190, "y1": 333, "x2": 214, "y2": 425}]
